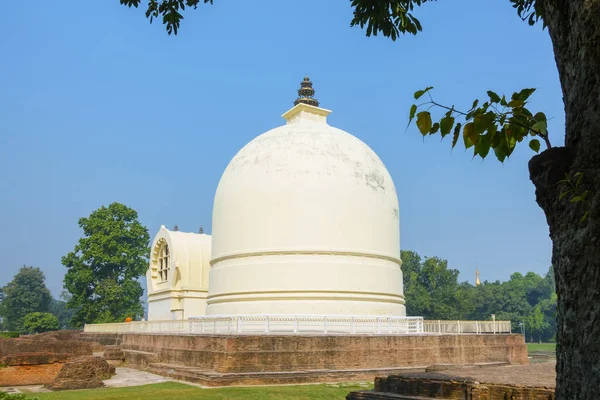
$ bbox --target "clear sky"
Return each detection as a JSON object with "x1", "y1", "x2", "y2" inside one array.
[{"x1": 0, "y1": 0, "x2": 561, "y2": 297}]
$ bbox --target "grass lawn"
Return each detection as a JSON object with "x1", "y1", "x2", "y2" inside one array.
[
  {"x1": 527, "y1": 343, "x2": 556, "y2": 353},
  {"x1": 29, "y1": 382, "x2": 372, "y2": 400}
]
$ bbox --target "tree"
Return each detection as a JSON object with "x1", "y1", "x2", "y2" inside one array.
[
  {"x1": 401, "y1": 251, "x2": 464, "y2": 320},
  {"x1": 62, "y1": 202, "x2": 150, "y2": 327},
  {"x1": 22, "y1": 312, "x2": 60, "y2": 334},
  {"x1": 121, "y1": 1, "x2": 600, "y2": 397},
  {"x1": 0, "y1": 266, "x2": 52, "y2": 332},
  {"x1": 527, "y1": 305, "x2": 549, "y2": 343},
  {"x1": 49, "y1": 291, "x2": 76, "y2": 330}
]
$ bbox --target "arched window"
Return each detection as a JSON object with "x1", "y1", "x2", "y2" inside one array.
[{"x1": 158, "y1": 244, "x2": 169, "y2": 281}]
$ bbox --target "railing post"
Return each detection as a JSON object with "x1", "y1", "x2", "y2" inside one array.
[
  {"x1": 351, "y1": 317, "x2": 356, "y2": 334},
  {"x1": 266, "y1": 316, "x2": 270, "y2": 334},
  {"x1": 237, "y1": 317, "x2": 242, "y2": 333},
  {"x1": 324, "y1": 316, "x2": 328, "y2": 334},
  {"x1": 294, "y1": 318, "x2": 298, "y2": 334},
  {"x1": 438, "y1": 320, "x2": 441, "y2": 334}
]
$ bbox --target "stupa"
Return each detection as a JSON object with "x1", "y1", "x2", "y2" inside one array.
[{"x1": 207, "y1": 77, "x2": 405, "y2": 316}]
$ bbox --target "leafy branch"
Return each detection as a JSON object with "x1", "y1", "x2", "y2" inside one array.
[
  {"x1": 408, "y1": 87, "x2": 552, "y2": 162},
  {"x1": 120, "y1": 0, "x2": 213, "y2": 35}
]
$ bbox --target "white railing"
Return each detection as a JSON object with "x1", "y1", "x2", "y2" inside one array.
[
  {"x1": 84, "y1": 315, "x2": 424, "y2": 335},
  {"x1": 189, "y1": 315, "x2": 424, "y2": 335},
  {"x1": 423, "y1": 320, "x2": 511, "y2": 334},
  {"x1": 83, "y1": 316, "x2": 511, "y2": 335}
]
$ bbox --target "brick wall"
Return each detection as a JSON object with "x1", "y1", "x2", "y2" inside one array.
[{"x1": 85, "y1": 333, "x2": 528, "y2": 373}]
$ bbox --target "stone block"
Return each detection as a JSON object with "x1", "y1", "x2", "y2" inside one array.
[{"x1": 45, "y1": 356, "x2": 115, "y2": 391}]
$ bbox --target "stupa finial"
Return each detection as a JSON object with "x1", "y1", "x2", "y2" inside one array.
[
  {"x1": 199, "y1": 226, "x2": 204, "y2": 234},
  {"x1": 294, "y1": 76, "x2": 319, "y2": 107}
]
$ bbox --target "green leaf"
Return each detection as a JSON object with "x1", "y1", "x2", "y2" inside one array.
[
  {"x1": 494, "y1": 145, "x2": 507, "y2": 163},
  {"x1": 508, "y1": 99, "x2": 525, "y2": 108},
  {"x1": 408, "y1": 104, "x2": 417, "y2": 125},
  {"x1": 493, "y1": 135, "x2": 509, "y2": 163},
  {"x1": 559, "y1": 190, "x2": 573, "y2": 200},
  {"x1": 529, "y1": 139, "x2": 541, "y2": 153},
  {"x1": 487, "y1": 91, "x2": 501, "y2": 103},
  {"x1": 500, "y1": 95, "x2": 507, "y2": 106},
  {"x1": 470, "y1": 99, "x2": 479, "y2": 110},
  {"x1": 452, "y1": 123, "x2": 461, "y2": 148},
  {"x1": 475, "y1": 133, "x2": 491, "y2": 159},
  {"x1": 531, "y1": 120, "x2": 548, "y2": 136},
  {"x1": 570, "y1": 195, "x2": 583, "y2": 203},
  {"x1": 463, "y1": 123, "x2": 475, "y2": 149},
  {"x1": 414, "y1": 86, "x2": 434, "y2": 100},
  {"x1": 517, "y1": 88, "x2": 536, "y2": 101},
  {"x1": 440, "y1": 115, "x2": 455, "y2": 137},
  {"x1": 429, "y1": 122, "x2": 440, "y2": 135},
  {"x1": 581, "y1": 211, "x2": 590, "y2": 223},
  {"x1": 416, "y1": 111, "x2": 432, "y2": 135},
  {"x1": 534, "y1": 112, "x2": 547, "y2": 121},
  {"x1": 473, "y1": 114, "x2": 493, "y2": 135}
]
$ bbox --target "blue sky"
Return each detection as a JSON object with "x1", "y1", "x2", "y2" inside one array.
[{"x1": 0, "y1": 0, "x2": 561, "y2": 297}]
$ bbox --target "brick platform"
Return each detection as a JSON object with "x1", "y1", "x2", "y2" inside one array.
[{"x1": 82, "y1": 333, "x2": 528, "y2": 386}]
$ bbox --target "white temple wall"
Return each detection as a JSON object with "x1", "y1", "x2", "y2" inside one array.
[
  {"x1": 147, "y1": 297, "x2": 171, "y2": 321},
  {"x1": 207, "y1": 254, "x2": 405, "y2": 316}
]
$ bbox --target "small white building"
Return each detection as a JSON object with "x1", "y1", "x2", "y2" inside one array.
[
  {"x1": 146, "y1": 225, "x2": 211, "y2": 320},
  {"x1": 146, "y1": 77, "x2": 405, "y2": 320}
]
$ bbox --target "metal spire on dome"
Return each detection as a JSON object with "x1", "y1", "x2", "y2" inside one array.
[
  {"x1": 199, "y1": 226, "x2": 204, "y2": 234},
  {"x1": 294, "y1": 76, "x2": 319, "y2": 107}
]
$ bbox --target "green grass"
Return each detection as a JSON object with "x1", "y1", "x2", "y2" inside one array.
[
  {"x1": 29, "y1": 382, "x2": 372, "y2": 400},
  {"x1": 527, "y1": 343, "x2": 556, "y2": 353}
]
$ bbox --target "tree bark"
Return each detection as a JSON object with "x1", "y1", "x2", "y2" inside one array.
[{"x1": 529, "y1": 1, "x2": 600, "y2": 398}]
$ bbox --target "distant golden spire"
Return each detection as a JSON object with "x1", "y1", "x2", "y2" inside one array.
[{"x1": 475, "y1": 264, "x2": 481, "y2": 286}]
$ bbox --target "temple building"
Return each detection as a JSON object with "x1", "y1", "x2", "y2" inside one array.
[
  {"x1": 146, "y1": 225, "x2": 212, "y2": 320},
  {"x1": 146, "y1": 77, "x2": 405, "y2": 320}
]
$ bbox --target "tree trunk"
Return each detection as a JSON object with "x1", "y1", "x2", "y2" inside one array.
[{"x1": 529, "y1": 1, "x2": 600, "y2": 398}]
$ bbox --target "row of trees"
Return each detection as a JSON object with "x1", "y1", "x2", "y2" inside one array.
[{"x1": 402, "y1": 251, "x2": 556, "y2": 342}]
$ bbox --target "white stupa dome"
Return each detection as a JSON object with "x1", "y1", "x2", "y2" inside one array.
[{"x1": 206, "y1": 78, "x2": 405, "y2": 316}]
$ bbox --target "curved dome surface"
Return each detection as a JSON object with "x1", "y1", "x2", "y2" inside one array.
[{"x1": 207, "y1": 103, "x2": 405, "y2": 316}]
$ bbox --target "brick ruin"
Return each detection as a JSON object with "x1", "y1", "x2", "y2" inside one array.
[
  {"x1": 0, "y1": 330, "x2": 116, "y2": 389},
  {"x1": 347, "y1": 363, "x2": 556, "y2": 399}
]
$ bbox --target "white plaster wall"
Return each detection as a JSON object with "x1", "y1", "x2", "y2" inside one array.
[
  {"x1": 208, "y1": 103, "x2": 404, "y2": 316},
  {"x1": 182, "y1": 297, "x2": 208, "y2": 319},
  {"x1": 208, "y1": 254, "x2": 404, "y2": 315},
  {"x1": 147, "y1": 297, "x2": 171, "y2": 321}
]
